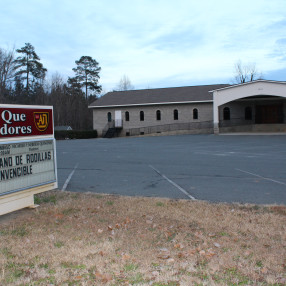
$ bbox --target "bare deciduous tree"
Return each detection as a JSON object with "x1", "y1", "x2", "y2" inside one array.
[
  {"x1": 0, "y1": 47, "x2": 15, "y2": 101},
  {"x1": 233, "y1": 60, "x2": 263, "y2": 84},
  {"x1": 47, "y1": 72, "x2": 92, "y2": 130},
  {"x1": 116, "y1": 75, "x2": 134, "y2": 91}
]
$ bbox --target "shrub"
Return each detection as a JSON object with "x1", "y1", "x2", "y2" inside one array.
[{"x1": 55, "y1": 130, "x2": 97, "y2": 140}]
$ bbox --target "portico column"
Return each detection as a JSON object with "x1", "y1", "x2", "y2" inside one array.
[{"x1": 213, "y1": 91, "x2": 219, "y2": 134}]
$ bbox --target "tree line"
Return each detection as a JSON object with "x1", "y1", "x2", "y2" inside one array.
[
  {"x1": 0, "y1": 43, "x2": 261, "y2": 130},
  {"x1": 0, "y1": 43, "x2": 102, "y2": 130}
]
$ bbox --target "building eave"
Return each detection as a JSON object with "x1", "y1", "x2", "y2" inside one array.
[{"x1": 88, "y1": 100, "x2": 213, "y2": 109}]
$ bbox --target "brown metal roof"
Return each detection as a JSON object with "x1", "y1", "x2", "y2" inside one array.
[{"x1": 89, "y1": 84, "x2": 230, "y2": 108}]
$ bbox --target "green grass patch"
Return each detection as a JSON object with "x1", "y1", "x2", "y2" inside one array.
[
  {"x1": 256, "y1": 260, "x2": 263, "y2": 268},
  {"x1": 39, "y1": 263, "x2": 49, "y2": 269},
  {"x1": 124, "y1": 263, "x2": 139, "y2": 272},
  {"x1": 62, "y1": 208, "x2": 80, "y2": 215},
  {"x1": 156, "y1": 201, "x2": 164, "y2": 207},
  {"x1": 128, "y1": 272, "x2": 146, "y2": 285},
  {"x1": 60, "y1": 262, "x2": 86, "y2": 269},
  {"x1": 34, "y1": 194, "x2": 57, "y2": 204},
  {"x1": 1, "y1": 247, "x2": 15, "y2": 259},
  {"x1": 152, "y1": 282, "x2": 180, "y2": 286},
  {"x1": 223, "y1": 267, "x2": 251, "y2": 285},
  {"x1": 54, "y1": 241, "x2": 65, "y2": 248},
  {"x1": 11, "y1": 226, "x2": 28, "y2": 237}
]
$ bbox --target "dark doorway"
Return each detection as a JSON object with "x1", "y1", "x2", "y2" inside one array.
[
  {"x1": 255, "y1": 104, "x2": 283, "y2": 124},
  {"x1": 223, "y1": 107, "x2": 230, "y2": 120}
]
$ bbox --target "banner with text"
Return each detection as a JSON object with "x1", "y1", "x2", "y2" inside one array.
[{"x1": 0, "y1": 106, "x2": 53, "y2": 139}]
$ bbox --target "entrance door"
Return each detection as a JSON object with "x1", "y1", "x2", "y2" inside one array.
[
  {"x1": 255, "y1": 104, "x2": 283, "y2": 124},
  {"x1": 115, "y1": 110, "x2": 122, "y2": 128}
]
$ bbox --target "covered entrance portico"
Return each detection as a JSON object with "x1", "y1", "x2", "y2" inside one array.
[{"x1": 212, "y1": 80, "x2": 286, "y2": 134}]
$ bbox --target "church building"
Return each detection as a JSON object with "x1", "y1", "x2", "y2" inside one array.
[{"x1": 89, "y1": 80, "x2": 286, "y2": 137}]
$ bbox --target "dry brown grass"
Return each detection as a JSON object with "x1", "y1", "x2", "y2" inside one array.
[{"x1": 0, "y1": 191, "x2": 285, "y2": 286}]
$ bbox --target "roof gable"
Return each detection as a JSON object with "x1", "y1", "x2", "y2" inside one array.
[{"x1": 212, "y1": 80, "x2": 286, "y2": 107}]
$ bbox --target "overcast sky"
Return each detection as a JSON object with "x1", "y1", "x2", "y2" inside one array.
[{"x1": 1, "y1": 0, "x2": 286, "y2": 93}]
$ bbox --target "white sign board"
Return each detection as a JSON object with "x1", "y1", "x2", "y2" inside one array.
[
  {"x1": 0, "y1": 139, "x2": 56, "y2": 196},
  {"x1": 0, "y1": 104, "x2": 57, "y2": 215}
]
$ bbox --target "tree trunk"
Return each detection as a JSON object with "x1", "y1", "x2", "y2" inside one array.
[
  {"x1": 26, "y1": 56, "x2": 29, "y2": 94},
  {"x1": 85, "y1": 74, "x2": 88, "y2": 99}
]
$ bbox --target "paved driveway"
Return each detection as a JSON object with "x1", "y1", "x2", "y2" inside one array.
[{"x1": 56, "y1": 134, "x2": 286, "y2": 205}]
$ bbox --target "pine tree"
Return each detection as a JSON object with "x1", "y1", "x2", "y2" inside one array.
[
  {"x1": 72, "y1": 56, "x2": 101, "y2": 99},
  {"x1": 13, "y1": 43, "x2": 47, "y2": 95}
]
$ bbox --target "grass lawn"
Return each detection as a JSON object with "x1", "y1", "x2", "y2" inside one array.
[{"x1": 0, "y1": 191, "x2": 285, "y2": 285}]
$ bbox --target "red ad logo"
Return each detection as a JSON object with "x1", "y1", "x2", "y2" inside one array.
[{"x1": 34, "y1": 112, "x2": 49, "y2": 132}]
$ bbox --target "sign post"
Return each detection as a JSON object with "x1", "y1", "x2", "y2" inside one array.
[{"x1": 0, "y1": 104, "x2": 57, "y2": 215}]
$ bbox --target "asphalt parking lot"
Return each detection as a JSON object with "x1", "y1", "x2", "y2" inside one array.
[{"x1": 56, "y1": 134, "x2": 286, "y2": 205}]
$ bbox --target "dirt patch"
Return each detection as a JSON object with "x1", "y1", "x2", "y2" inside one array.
[{"x1": 0, "y1": 191, "x2": 285, "y2": 285}]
